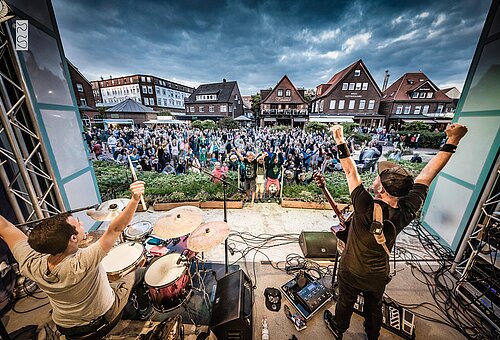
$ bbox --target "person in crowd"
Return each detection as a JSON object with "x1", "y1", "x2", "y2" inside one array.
[
  {"x1": 255, "y1": 153, "x2": 267, "y2": 203},
  {"x1": 107, "y1": 134, "x2": 117, "y2": 155},
  {"x1": 0, "y1": 181, "x2": 152, "y2": 338},
  {"x1": 321, "y1": 123, "x2": 468, "y2": 340},
  {"x1": 236, "y1": 148, "x2": 257, "y2": 207},
  {"x1": 410, "y1": 152, "x2": 423, "y2": 163},
  {"x1": 388, "y1": 148, "x2": 402, "y2": 162},
  {"x1": 211, "y1": 162, "x2": 227, "y2": 184},
  {"x1": 265, "y1": 152, "x2": 284, "y2": 202}
]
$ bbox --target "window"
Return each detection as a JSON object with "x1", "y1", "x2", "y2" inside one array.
[
  {"x1": 76, "y1": 83, "x2": 84, "y2": 92},
  {"x1": 80, "y1": 98, "x2": 87, "y2": 106},
  {"x1": 285, "y1": 89, "x2": 291, "y2": 97},
  {"x1": 189, "y1": 106, "x2": 194, "y2": 113},
  {"x1": 437, "y1": 105, "x2": 443, "y2": 113},
  {"x1": 111, "y1": 80, "x2": 115, "y2": 85},
  {"x1": 130, "y1": 77, "x2": 133, "y2": 83},
  {"x1": 396, "y1": 105, "x2": 403, "y2": 114},
  {"x1": 143, "y1": 98, "x2": 148, "y2": 105},
  {"x1": 146, "y1": 77, "x2": 151, "y2": 82},
  {"x1": 199, "y1": 106, "x2": 204, "y2": 112},
  {"x1": 354, "y1": 69, "x2": 361, "y2": 76},
  {"x1": 141, "y1": 76, "x2": 146, "y2": 82},
  {"x1": 142, "y1": 86, "x2": 147, "y2": 94},
  {"x1": 349, "y1": 83, "x2": 355, "y2": 90},
  {"x1": 412, "y1": 92, "x2": 419, "y2": 98},
  {"x1": 221, "y1": 105, "x2": 227, "y2": 112},
  {"x1": 426, "y1": 92, "x2": 433, "y2": 99},
  {"x1": 162, "y1": 89, "x2": 166, "y2": 95},
  {"x1": 368, "y1": 100, "x2": 375, "y2": 110},
  {"x1": 422, "y1": 105, "x2": 430, "y2": 114},
  {"x1": 414, "y1": 105, "x2": 421, "y2": 114},
  {"x1": 338, "y1": 100, "x2": 345, "y2": 110},
  {"x1": 277, "y1": 89, "x2": 283, "y2": 97},
  {"x1": 157, "y1": 98, "x2": 161, "y2": 106},
  {"x1": 156, "y1": 88, "x2": 160, "y2": 95},
  {"x1": 404, "y1": 105, "x2": 411, "y2": 114},
  {"x1": 234, "y1": 94, "x2": 238, "y2": 100},
  {"x1": 329, "y1": 100, "x2": 336, "y2": 110},
  {"x1": 362, "y1": 82, "x2": 368, "y2": 90},
  {"x1": 163, "y1": 99, "x2": 168, "y2": 106},
  {"x1": 342, "y1": 83, "x2": 348, "y2": 90},
  {"x1": 419, "y1": 92, "x2": 426, "y2": 98},
  {"x1": 355, "y1": 83, "x2": 361, "y2": 91},
  {"x1": 359, "y1": 100, "x2": 366, "y2": 110},
  {"x1": 348, "y1": 100, "x2": 355, "y2": 109},
  {"x1": 148, "y1": 86, "x2": 153, "y2": 94},
  {"x1": 209, "y1": 106, "x2": 214, "y2": 112}
]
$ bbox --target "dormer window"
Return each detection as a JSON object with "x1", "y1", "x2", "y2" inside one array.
[
  {"x1": 354, "y1": 70, "x2": 361, "y2": 76},
  {"x1": 412, "y1": 92, "x2": 419, "y2": 99},
  {"x1": 285, "y1": 89, "x2": 291, "y2": 97},
  {"x1": 277, "y1": 89, "x2": 283, "y2": 97},
  {"x1": 426, "y1": 92, "x2": 433, "y2": 99},
  {"x1": 419, "y1": 92, "x2": 426, "y2": 98}
]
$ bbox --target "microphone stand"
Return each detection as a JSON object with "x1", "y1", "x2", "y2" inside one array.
[{"x1": 188, "y1": 161, "x2": 244, "y2": 274}]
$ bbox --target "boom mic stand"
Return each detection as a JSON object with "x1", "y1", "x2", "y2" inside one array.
[{"x1": 188, "y1": 161, "x2": 245, "y2": 274}]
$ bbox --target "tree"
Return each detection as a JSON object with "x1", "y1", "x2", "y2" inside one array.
[
  {"x1": 218, "y1": 117, "x2": 239, "y2": 129},
  {"x1": 402, "y1": 121, "x2": 430, "y2": 132},
  {"x1": 251, "y1": 93, "x2": 261, "y2": 115},
  {"x1": 304, "y1": 121, "x2": 328, "y2": 132}
]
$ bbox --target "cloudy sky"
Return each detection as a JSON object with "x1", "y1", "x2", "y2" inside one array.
[{"x1": 52, "y1": 0, "x2": 491, "y2": 95}]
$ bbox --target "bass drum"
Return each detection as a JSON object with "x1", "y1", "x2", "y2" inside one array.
[{"x1": 0, "y1": 239, "x2": 16, "y2": 311}]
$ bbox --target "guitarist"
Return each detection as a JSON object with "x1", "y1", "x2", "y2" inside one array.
[{"x1": 320, "y1": 124, "x2": 468, "y2": 340}]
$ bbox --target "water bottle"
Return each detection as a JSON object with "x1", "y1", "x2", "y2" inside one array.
[{"x1": 262, "y1": 317, "x2": 269, "y2": 340}]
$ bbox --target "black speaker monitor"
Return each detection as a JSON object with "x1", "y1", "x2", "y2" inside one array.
[
  {"x1": 299, "y1": 231, "x2": 337, "y2": 258},
  {"x1": 210, "y1": 270, "x2": 253, "y2": 340}
]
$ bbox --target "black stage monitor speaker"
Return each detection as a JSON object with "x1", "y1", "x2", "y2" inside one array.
[
  {"x1": 299, "y1": 231, "x2": 337, "y2": 259},
  {"x1": 210, "y1": 269, "x2": 253, "y2": 340}
]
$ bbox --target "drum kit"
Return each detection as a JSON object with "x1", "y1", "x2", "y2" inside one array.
[{"x1": 86, "y1": 201, "x2": 231, "y2": 313}]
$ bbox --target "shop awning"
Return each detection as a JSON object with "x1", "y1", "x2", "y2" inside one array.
[
  {"x1": 309, "y1": 115, "x2": 354, "y2": 123},
  {"x1": 264, "y1": 117, "x2": 277, "y2": 122},
  {"x1": 293, "y1": 117, "x2": 307, "y2": 122}
]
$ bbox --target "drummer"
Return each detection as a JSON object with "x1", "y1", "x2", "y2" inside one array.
[{"x1": 0, "y1": 180, "x2": 151, "y2": 338}]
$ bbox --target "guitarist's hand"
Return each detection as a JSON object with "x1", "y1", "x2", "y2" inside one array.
[{"x1": 313, "y1": 171, "x2": 326, "y2": 187}]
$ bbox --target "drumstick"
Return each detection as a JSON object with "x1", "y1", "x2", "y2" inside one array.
[{"x1": 127, "y1": 155, "x2": 147, "y2": 211}]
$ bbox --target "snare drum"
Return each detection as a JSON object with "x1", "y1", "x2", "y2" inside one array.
[
  {"x1": 144, "y1": 254, "x2": 191, "y2": 312},
  {"x1": 101, "y1": 242, "x2": 146, "y2": 281},
  {"x1": 124, "y1": 221, "x2": 153, "y2": 242}
]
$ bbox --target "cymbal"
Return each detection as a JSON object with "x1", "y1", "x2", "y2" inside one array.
[
  {"x1": 187, "y1": 221, "x2": 230, "y2": 252},
  {"x1": 153, "y1": 206, "x2": 204, "y2": 239},
  {"x1": 87, "y1": 199, "x2": 130, "y2": 221},
  {"x1": 79, "y1": 230, "x2": 105, "y2": 248}
]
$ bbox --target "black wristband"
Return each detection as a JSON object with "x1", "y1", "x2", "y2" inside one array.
[
  {"x1": 337, "y1": 143, "x2": 350, "y2": 159},
  {"x1": 440, "y1": 143, "x2": 457, "y2": 153}
]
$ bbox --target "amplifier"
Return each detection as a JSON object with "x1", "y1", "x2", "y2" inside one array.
[
  {"x1": 299, "y1": 231, "x2": 337, "y2": 259},
  {"x1": 457, "y1": 283, "x2": 500, "y2": 332}
]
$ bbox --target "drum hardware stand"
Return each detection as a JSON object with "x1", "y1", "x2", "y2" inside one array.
[
  {"x1": 15, "y1": 204, "x2": 100, "y2": 229},
  {"x1": 187, "y1": 162, "x2": 244, "y2": 274}
]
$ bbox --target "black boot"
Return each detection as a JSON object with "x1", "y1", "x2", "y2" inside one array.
[{"x1": 324, "y1": 310, "x2": 343, "y2": 339}]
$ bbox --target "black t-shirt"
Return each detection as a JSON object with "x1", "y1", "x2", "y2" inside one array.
[
  {"x1": 244, "y1": 159, "x2": 257, "y2": 179},
  {"x1": 266, "y1": 154, "x2": 284, "y2": 179},
  {"x1": 340, "y1": 183, "x2": 428, "y2": 285}
]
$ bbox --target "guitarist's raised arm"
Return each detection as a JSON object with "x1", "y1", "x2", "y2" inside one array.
[{"x1": 330, "y1": 125, "x2": 361, "y2": 194}]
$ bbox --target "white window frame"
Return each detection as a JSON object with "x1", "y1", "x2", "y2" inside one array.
[
  {"x1": 349, "y1": 83, "x2": 355, "y2": 90},
  {"x1": 359, "y1": 100, "x2": 366, "y2": 110},
  {"x1": 209, "y1": 105, "x2": 214, "y2": 113},
  {"x1": 329, "y1": 100, "x2": 336, "y2": 110},
  {"x1": 412, "y1": 92, "x2": 419, "y2": 98},
  {"x1": 157, "y1": 98, "x2": 162, "y2": 106},
  {"x1": 368, "y1": 100, "x2": 375, "y2": 110},
  {"x1": 146, "y1": 77, "x2": 151, "y2": 82},
  {"x1": 277, "y1": 89, "x2": 283, "y2": 97},
  {"x1": 338, "y1": 100, "x2": 345, "y2": 110},
  {"x1": 414, "y1": 105, "x2": 421, "y2": 114},
  {"x1": 141, "y1": 76, "x2": 146, "y2": 82},
  {"x1": 319, "y1": 100, "x2": 324, "y2": 112},
  {"x1": 422, "y1": 105, "x2": 430, "y2": 114},
  {"x1": 404, "y1": 105, "x2": 411, "y2": 114},
  {"x1": 199, "y1": 106, "x2": 204, "y2": 113},
  {"x1": 76, "y1": 83, "x2": 84, "y2": 92},
  {"x1": 342, "y1": 83, "x2": 348, "y2": 90},
  {"x1": 437, "y1": 105, "x2": 444, "y2": 113},
  {"x1": 285, "y1": 89, "x2": 291, "y2": 97},
  {"x1": 354, "y1": 69, "x2": 361, "y2": 76},
  {"x1": 143, "y1": 98, "x2": 148, "y2": 105},
  {"x1": 427, "y1": 92, "x2": 433, "y2": 98},
  {"x1": 80, "y1": 98, "x2": 87, "y2": 106},
  {"x1": 396, "y1": 105, "x2": 403, "y2": 114},
  {"x1": 419, "y1": 92, "x2": 426, "y2": 98},
  {"x1": 148, "y1": 86, "x2": 153, "y2": 94},
  {"x1": 362, "y1": 82, "x2": 368, "y2": 90},
  {"x1": 348, "y1": 100, "x2": 355, "y2": 109},
  {"x1": 221, "y1": 105, "x2": 227, "y2": 112},
  {"x1": 142, "y1": 86, "x2": 147, "y2": 94},
  {"x1": 355, "y1": 83, "x2": 361, "y2": 91},
  {"x1": 189, "y1": 106, "x2": 195, "y2": 113}
]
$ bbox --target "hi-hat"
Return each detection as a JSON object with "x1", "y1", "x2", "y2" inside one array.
[
  {"x1": 187, "y1": 221, "x2": 230, "y2": 252},
  {"x1": 86, "y1": 199, "x2": 130, "y2": 221},
  {"x1": 153, "y1": 206, "x2": 204, "y2": 239}
]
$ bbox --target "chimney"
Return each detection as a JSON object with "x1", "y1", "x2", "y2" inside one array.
[
  {"x1": 382, "y1": 70, "x2": 390, "y2": 92},
  {"x1": 109, "y1": 75, "x2": 112, "y2": 79},
  {"x1": 223, "y1": 78, "x2": 226, "y2": 83},
  {"x1": 100, "y1": 76, "x2": 104, "y2": 81}
]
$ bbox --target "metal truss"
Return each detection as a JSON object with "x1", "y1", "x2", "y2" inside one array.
[{"x1": 0, "y1": 24, "x2": 64, "y2": 224}]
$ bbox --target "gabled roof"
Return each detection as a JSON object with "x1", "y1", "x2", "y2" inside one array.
[
  {"x1": 106, "y1": 98, "x2": 153, "y2": 113},
  {"x1": 381, "y1": 72, "x2": 451, "y2": 102},
  {"x1": 316, "y1": 59, "x2": 382, "y2": 99},
  {"x1": 441, "y1": 87, "x2": 461, "y2": 99},
  {"x1": 185, "y1": 81, "x2": 238, "y2": 104},
  {"x1": 261, "y1": 75, "x2": 307, "y2": 103},
  {"x1": 66, "y1": 58, "x2": 92, "y2": 84}
]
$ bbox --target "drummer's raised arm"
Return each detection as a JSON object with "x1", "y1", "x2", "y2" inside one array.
[{"x1": 100, "y1": 181, "x2": 145, "y2": 253}]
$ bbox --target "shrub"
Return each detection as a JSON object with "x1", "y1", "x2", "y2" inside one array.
[
  {"x1": 397, "y1": 130, "x2": 445, "y2": 148},
  {"x1": 304, "y1": 121, "x2": 328, "y2": 133},
  {"x1": 218, "y1": 117, "x2": 239, "y2": 130},
  {"x1": 271, "y1": 125, "x2": 292, "y2": 132}
]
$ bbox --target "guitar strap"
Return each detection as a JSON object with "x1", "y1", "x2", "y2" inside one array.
[{"x1": 372, "y1": 202, "x2": 391, "y2": 257}]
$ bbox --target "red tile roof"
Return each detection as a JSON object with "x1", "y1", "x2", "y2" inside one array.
[{"x1": 381, "y1": 72, "x2": 451, "y2": 102}]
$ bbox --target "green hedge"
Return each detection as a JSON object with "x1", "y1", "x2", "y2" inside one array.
[
  {"x1": 396, "y1": 130, "x2": 445, "y2": 148},
  {"x1": 94, "y1": 160, "x2": 426, "y2": 204}
]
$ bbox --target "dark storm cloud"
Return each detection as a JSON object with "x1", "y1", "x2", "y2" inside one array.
[{"x1": 52, "y1": 0, "x2": 491, "y2": 94}]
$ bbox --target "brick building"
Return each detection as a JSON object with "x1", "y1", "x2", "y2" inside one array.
[
  {"x1": 379, "y1": 72, "x2": 454, "y2": 129},
  {"x1": 259, "y1": 75, "x2": 308, "y2": 127},
  {"x1": 91, "y1": 75, "x2": 194, "y2": 113},
  {"x1": 184, "y1": 80, "x2": 244, "y2": 121},
  {"x1": 310, "y1": 59, "x2": 384, "y2": 127},
  {"x1": 66, "y1": 60, "x2": 98, "y2": 127}
]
